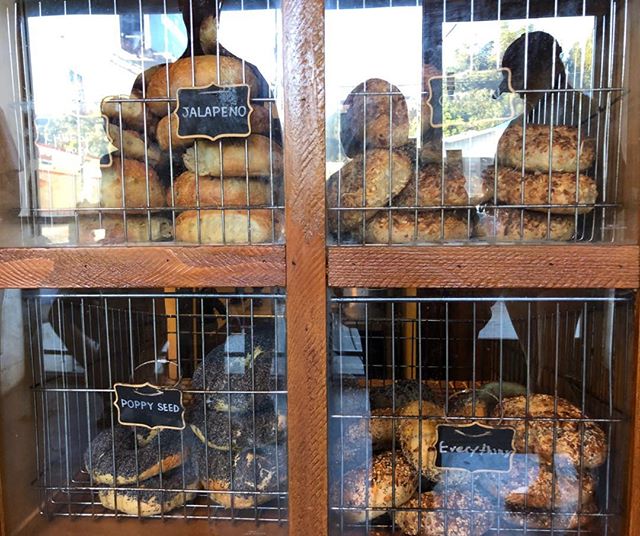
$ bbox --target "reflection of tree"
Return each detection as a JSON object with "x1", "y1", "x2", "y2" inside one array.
[
  {"x1": 35, "y1": 115, "x2": 110, "y2": 158},
  {"x1": 564, "y1": 38, "x2": 593, "y2": 87},
  {"x1": 444, "y1": 22, "x2": 593, "y2": 136}
]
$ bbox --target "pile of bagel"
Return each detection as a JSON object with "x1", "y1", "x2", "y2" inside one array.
[
  {"x1": 81, "y1": 15, "x2": 282, "y2": 245},
  {"x1": 331, "y1": 381, "x2": 606, "y2": 534},
  {"x1": 85, "y1": 328, "x2": 286, "y2": 516},
  {"x1": 327, "y1": 69, "x2": 598, "y2": 244}
]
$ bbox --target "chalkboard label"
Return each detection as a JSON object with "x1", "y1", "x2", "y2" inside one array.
[
  {"x1": 435, "y1": 422, "x2": 515, "y2": 473},
  {"x1": 113, "y1": 382, "x2": 186, "y2": 431},
  {"x1": 175, "y1": 83, "x2": 253, "y2": 142}
]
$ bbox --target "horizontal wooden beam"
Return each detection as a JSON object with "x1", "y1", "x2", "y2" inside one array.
[
  {"x1": 328, "y1": 245, "x2": 640, "y2": 289},
  {"x1": 24, "y1": 516, "x2": 288, "y2": 536},
  {"x1": 0, "y1": 246, "x2": 286, "y2": 288}
]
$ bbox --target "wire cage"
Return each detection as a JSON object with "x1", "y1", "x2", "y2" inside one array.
[
  {"x1": 325, "y1": 0, "x2": 629, "y2": 245},
  {"x1": 1, "y1": 0, "x2": 284, "y2": 246},
  {"x1": 24, "y1": 288, "x2": 288, "y2": 523},
  {"x1": 328, "y1": 290, "x2": 634, "y2": 534}
]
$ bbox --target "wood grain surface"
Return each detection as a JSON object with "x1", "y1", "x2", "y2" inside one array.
[
  {"x1": 21, "y1": 516, "x2": 287, "y2": 536},
  {"x1": 328, "y1": 245, "x2": 640, "y2": 288},
  {"x1": 282, "y1": 0, "x2": 328, "y2": 533},
  {"x1": 0, "y1": 246, "x2": 285, "y2": 288}
]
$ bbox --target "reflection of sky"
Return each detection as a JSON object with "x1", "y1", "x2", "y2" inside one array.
[
  {"x1": 326, "y1": 7, "x2": 595, "y2": 120},
  {"x1": 27, "y1": 9, "x2": 281, "y2": 119}
]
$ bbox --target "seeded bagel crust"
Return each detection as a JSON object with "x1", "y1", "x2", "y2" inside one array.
[
  {"x1": 497, "y1": 123, "x2": 595, "y2": 173},
  {"x1": 327, "y1": 149, "x2": 413, "y2": 233},
  {"x1": 487, "y1": 166, "x2": 598, "y2": 214}
]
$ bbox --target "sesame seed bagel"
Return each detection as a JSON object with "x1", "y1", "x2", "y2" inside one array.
[
  {"x1": 486, "y1": 166, "x2": 598, "y2": 214},
  {"x1": 340, "y1": 78, "x2": 410, "y2": 158},
  {"x1": 394, "y1": 489, "x2": 495, "y2": 536},
  {"x1": 475, "y1": 208, "x2": 575, "y2": 241},
  {"x1": 491, "y1": 395, "x2": 607, "y2": 469},
  {"x1": 394, "y1": 163, "x2": 492, "y2": 207},
  {"x1": 497, "y1": 123, "x2": 596, "y2": 173},
  {"x1": 397, "y1": 400, "x2": 446, "y2": 481},
  {"x1": 478, "y1": 455, "x2": 596, "y2": 511},
  {"x1": 334, "y1": 451, "x2": 417, "y2": 523},
  {"x1": 327, "y1": 149, "x2": 413, "y2": 233}
]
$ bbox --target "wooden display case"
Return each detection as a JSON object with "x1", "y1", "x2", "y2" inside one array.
[{"x1": 0, "y1": 0, "x2": 639, "y2": 535}]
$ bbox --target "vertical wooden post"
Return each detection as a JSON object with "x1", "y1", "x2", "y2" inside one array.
[{"x1": 282, "y1": 0, "x2": 328, "y2": 534}]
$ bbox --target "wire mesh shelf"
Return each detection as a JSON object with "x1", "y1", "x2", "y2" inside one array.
[
  {"x1": 328, "y1": 290, "x2": 633, "y2": 535},
  {"x1": 25, "y1": 288, "x2": 288, "y2": 523}
]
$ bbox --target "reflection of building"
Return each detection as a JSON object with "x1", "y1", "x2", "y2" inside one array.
[
  {"x1": 444, "y1": 120, "x2": 510, "y2": 159},
  {"x1": 36, "y1": 144, "x2": 101, "y2": 214}
]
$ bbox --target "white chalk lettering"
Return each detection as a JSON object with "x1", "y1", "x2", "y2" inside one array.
[
  {"x1": 157, "y1": 403, "x2": 181, "y2": 413},
  {"x1": 181, "y1": 105, "x2": 248, "y2": 120},
  {"x1": 438, "y1": 441, "x2": 512, "y2": 458},
  {"x1": 121, "y1": 399, "x2": 154, "y2": 411}
]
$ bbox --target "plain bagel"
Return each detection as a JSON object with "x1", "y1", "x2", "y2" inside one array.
[
  {"x1": 174, "y1": 208, "x2": 278, "y2": 244},
  {"x1": 183, "y1": 135, "x2": 282, "y2": 177},
  {"x1": 169, "y1": 171, "x2": 271, "y2": 208},
  {"x1": 100, "y1": 158, "x2": 166, "y2": 210},
  {"x1": 146, "y1": 55, "x2": 260, "y2": 117}
]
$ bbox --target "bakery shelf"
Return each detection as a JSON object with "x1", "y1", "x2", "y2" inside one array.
[
  {"x1": 0, "y1": 246, "x2": 286, "y2": 288},
  {"x1": 328, "y1": 245, "x2": 640, "y2": 289}
]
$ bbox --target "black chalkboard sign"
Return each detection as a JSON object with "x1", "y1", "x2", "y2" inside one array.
[
  {"x1": 435, "y1": 422, "x2": 515, "y2": 473},
  {"x1": 113, "y1": 382, "x2": 186, "y2": 431},
  {"x1": 175, "y1": 83, "x2": 253, "y2": 142}
]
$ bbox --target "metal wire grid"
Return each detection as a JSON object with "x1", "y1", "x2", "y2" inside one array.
[
  {"x1": 25, "y1": 289, "x2": 288, "y2": 522},
  {"x1": 328, "y1": 291, "x2": 633, "y2": 534},
  {"x1": 5, "y1": 0, "x2": 284, "y2": 246},
  {"x1": 326, "y1": 0, "x2": 628, "y2": 245}
]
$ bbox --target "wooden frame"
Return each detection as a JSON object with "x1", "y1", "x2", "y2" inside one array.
[{"x1": 1, "y1": 1, "x2": 640, "y2": 536}]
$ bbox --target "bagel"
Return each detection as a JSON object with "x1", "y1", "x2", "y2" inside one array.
[
  {"x1": 327, "y1": 149, "x2": 413, "y2": 233},
  {"x1": 169, "y1": 171, "x2": 271, "y2": 208},
  {"x1": 183, "y1": 135, "x2": 282, "y2": 177},
  {"x1": 365, "y1": 211, "x2": 469, "y2": 244},
  {"x1": 478, "y1": 455, "x2": 596, "y2": 511},
  {"x1": 487, "y1": 166, "x2": 598, "y2": 214},
  {"x1": 195, "y1": 443, "x2": 287, "y2": 508},
  {"x1": 77, "y1": 215, "x2": 173, "y2": 244},
  {"x1": 97, "y1": 463, "x2": 200, "y2": 516},
  {"x1": 107, "y1": 124, "x2": 163, "y2": 167},
  {"x1": 146, "y1": 55, "x2": 260, "y2": 117},
  {"x1": 369, "y1": 380, "x2": 438, "y2": 410},
  {"x1": 394, "y1": 489, "x2": 495, "y2": 536},
  {"x1": 84, "y1": 427, "x2": 186, "y2": 486},
  {"x1": 101, "y1": 90, "x2": 156, "y2": 132},
  {"x1": 191, "y1": 329, "x2": 282, "y2": 413},
  {"x1": 100, "y1": 158, "x2": 166, "y2": 210},
  {"x1": 333, "y1": 451, "x2": 417, "y2": 523},
  {"x1": 475, "y1": 208, "x2": 575, "y2": 241},
  {"x1": 497, "y1": 123, "x2": 596, "y2": 173},
  {"x1": 174, "y1": 208, "x2": 278, "y2": 244},
  {"x1": 492, "y1": 395, "x2": 607, "y2": 469},
  {"x1": 503, "y1": 500, "x2": 598, "y2": 530},
  {"x1": 340, "y1": 78, "x2": 409, "y2": 157},
  {"x1": 394, "y1": 163, "x2": 492, "y2": 207},
  {"x1": 397, "y1": 400, "x2": 445, "y2": 481},
  {"x1": 188, "y1": 397, "x2": 285, "y2": 451}
]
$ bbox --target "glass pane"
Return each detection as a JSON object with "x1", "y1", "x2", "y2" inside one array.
[
  {"x1": 326, "y1": 0, "x2": 630, "y2": 244},
  {"x1": 0, "y1": 0, "x2": 283, "y2": 246},
  {"x1": 328, "y1": 289, "x2": 633, "y2": 535},
  {"x1": 0, "y1": 288, "x2": 288, "y2": 532}
]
